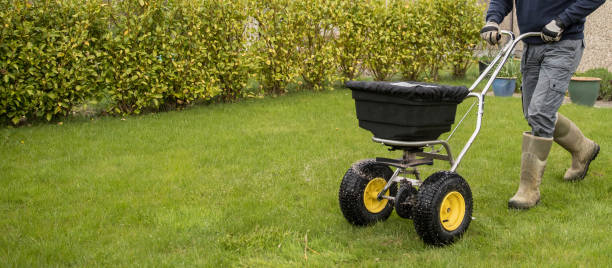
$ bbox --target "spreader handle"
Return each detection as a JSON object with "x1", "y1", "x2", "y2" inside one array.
[
  {"x1": 453, "y1": 32, "x2": 540, "y2": 172},
  {"x1": 468, "y1": 31, "x2": 541, "y2": 94}
]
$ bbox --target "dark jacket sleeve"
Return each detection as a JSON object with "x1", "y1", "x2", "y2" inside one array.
[
  {"x1": 485, "y1": 0, "x2": 513, "y2": 24},
  {"x1": 557, "y1": 0, "x2": 606, "y2": 27}
]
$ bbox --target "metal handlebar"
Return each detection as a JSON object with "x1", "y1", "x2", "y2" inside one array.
[
  {"x1": 468, "y1": 31, "x2": 541, "y2": 95},
  {"x1": 468, "y1": 30, "x2": 514, "y2": 92},
  {"x1": 450, "y1": 32, "x2": 541, "y2": 172}
]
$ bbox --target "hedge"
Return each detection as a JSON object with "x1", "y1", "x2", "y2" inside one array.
[
  {"x1": 101, "y1": 0, "x2": 251, "y2": 114},
  {"x1": 0, "y1": 0, "x2": 107, "y2": 124},
  {"x1": 250, "y1": 0, "x2": 300, "y2": 95},
  {"x1": 0, "y1": 0, "x2": 485, "y2": 124}
]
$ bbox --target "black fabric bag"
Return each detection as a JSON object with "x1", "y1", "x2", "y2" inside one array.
[{"x1": 346, "y1": 81, "x2": 469, "y2": 141}]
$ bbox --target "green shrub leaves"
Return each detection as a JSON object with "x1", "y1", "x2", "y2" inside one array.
[
  {"x1": 0, "y1": 0, "x2": 107, "y2": 124},
  {"x1": 1, "y1": 0, "x2": 485, "y2": 124},
  {"x1": 101, "y1": 0, "x2": 251, "y2": 114}
]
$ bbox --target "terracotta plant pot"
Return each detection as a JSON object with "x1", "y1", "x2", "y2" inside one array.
[{"x1": 568, "y1": 77, "x2": 601, "y2": 107}]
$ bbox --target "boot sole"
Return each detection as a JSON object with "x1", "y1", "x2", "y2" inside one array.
[
  {"x1": 508, "y1": 198, "x2": 540, "y2": 210},
  {"x1": 567, "y1": 143, "x2": 600, "y2": 182}
]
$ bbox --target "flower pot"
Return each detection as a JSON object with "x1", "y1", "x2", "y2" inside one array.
[
  {"x1": 568, "y1": 77, "x2": 601, "y2": 107},
  {"x1": 492, "y1": 77, "x2": 516, "y2": 97},
  {"x1": 478, "y1": 61, "x2": 490, "y2": 75}
]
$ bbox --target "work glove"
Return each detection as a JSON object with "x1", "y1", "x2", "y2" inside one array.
[
  {"x1": 541, "y1": 19, "x2": 565, "y2": 42},
  {"x1": 480, "y1": 21, "x2": 500, "y2": 46}
]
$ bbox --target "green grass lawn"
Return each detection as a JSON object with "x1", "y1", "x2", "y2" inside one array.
[{"x1": 2, "y1": 82, "x2": 611, "y2": 266}]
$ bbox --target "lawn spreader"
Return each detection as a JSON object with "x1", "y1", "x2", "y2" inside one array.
[{"x1": 339, "y1": 31, "x2": 539, "y2": 246}]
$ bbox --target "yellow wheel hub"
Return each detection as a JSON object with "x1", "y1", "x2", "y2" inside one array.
[
  {"x1": 363, "y1": 178, "x2": 389, "y2": 213},
  {"x1": 439, "y1": 191, "x2": 466, "y2": 231}
]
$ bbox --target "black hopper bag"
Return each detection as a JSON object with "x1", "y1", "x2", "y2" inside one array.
[{"x1": 345, "y1": 81, "x2": 469, "y2": 141}]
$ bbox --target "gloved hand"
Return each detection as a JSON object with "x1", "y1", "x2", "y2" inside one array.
[
  {"x1": 541, "y1": 19, "x2": 565, "y2": 42},
  {"x1": 480, "y1": 21, "x2": 500, "y2": 46}
]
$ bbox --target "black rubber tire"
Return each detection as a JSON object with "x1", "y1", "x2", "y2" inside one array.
[
  {"x1": 413, "y1": 171, "x2": 473, "y2": 246},
  {"x1": 395, "y1": 183, "x2": 418, "y2": 219},
  {"x1": 339, "y1": 159, "x2": 397, "y2": 226}
]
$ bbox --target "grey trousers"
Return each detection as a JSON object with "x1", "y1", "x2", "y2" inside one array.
[{"x1": 520, "y1": 39, "x2": 585, "y2": 138}]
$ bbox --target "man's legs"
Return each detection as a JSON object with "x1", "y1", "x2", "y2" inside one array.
[
  {"x1": 525, "y1": 40, "x2": 584, "y2": 138},
  {"x1": 553, "y1": 114, "x2": 600, "y2": 181},
  {"x1": 510, "y1": 39, "x2": 592, "y2": 209},
  {"x1": 508, "y1": 132, "x2": 552, "y2": 209}
]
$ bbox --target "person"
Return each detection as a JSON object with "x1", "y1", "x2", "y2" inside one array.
[{"x1": 480, "y1": 0, "x2": 606, "y2": 209}]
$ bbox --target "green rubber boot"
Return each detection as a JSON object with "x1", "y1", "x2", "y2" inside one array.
[
  {"x1": 508, "y1": 132, "x2": 553, "y2": 210},
  {"x1": 553, "y1": 114, "x2": 600, "y2": 181}
]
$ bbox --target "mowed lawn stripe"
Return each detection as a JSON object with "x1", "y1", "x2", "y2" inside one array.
[{"x1": 1, "y1": 88, "x2": 611, "y2": 266}]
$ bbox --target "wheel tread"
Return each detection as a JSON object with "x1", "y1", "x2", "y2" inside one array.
[
  {"x1": 395, "y1": 183, "x2": 418, "y2": 219},
  {"x1": 413, "y1": 171, "x2": 473, "y2": 246},
  {"x1": 339, "y1": 159, "x2": 396, "y2": 226}
]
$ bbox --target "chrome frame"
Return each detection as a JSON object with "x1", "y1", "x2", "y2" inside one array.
[
  {"x1": 453, "y1": 31, "x2": 540, "y2": 171},
  {"x1": 372, "y1": 32, "x2": 541, "y2": 202}
]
